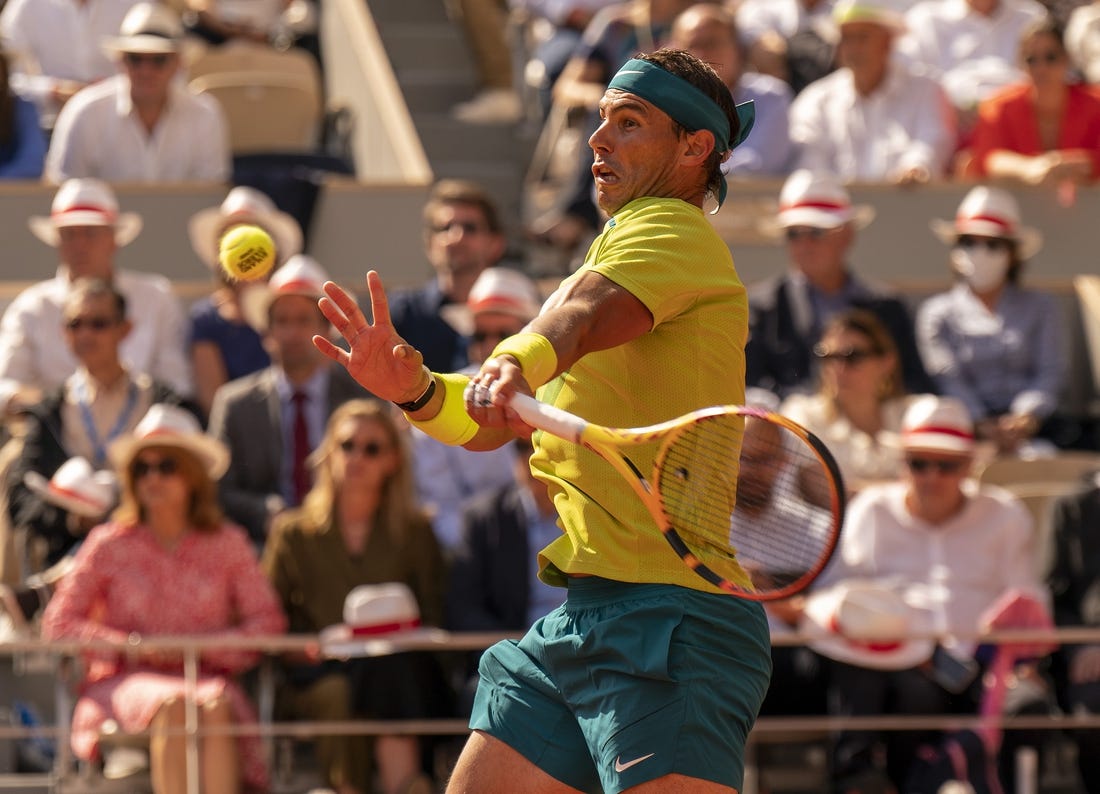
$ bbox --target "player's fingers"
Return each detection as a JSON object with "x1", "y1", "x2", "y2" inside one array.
[
  {"x1": 321, "y1": 281, "x2": 367, "y2": 327},
  {"x1": 313, "y1": 334, "x2": 350, "y2": 366},
  {"x1": 366, "y1": 270, "x2": 395, "y2": 328}
]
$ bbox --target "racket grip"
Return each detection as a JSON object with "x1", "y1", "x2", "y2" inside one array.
[{"x1": 509, "y1": 393, "x2": 587, "y2": 442}]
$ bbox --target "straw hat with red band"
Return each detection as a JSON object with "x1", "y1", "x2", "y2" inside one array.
[
  {"x1": 188, "y1": 186, "x2": 303, "y2": 271},
  {"x1": 24, "y1": 456, "x2": 118, "y2": 519},
  {"x1": 28, "y1": 179, "x2": 143, "y2": 247},
  {"x1": 930, "y1": 186, "x2": 1043, "y2": 260},
  {"x1": 108, "y1": 404, "x2": 230, "y2": 481},
  {"x1": 318, "y1": 583, "x2": 441, "y2": 651},
  {"x1": 800, "y1": 580, "x2": 936, "y2": 670},
  {"x1": 240, "y1": 254, "x2": 330, "y2": 332},
  {"x1": 762, "y1": 169, "x2": 876, "y2": 236},
  {"x1": 901, "y1": 395, "x2": 975, "y2": 456}
]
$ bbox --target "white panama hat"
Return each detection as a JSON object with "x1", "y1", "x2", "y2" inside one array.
[
  {"x1": 28, "y1": 179, "x2": 143, "y2": 247},
  {"x1": 188, "y1": 186, "x2": 303, "y2": 271},
  {"x1": 108, "y1": 404, "x2": 230, "y2": 481},
  {"x1": 23, "y1": 457, "x2": 118, "y2": 519},
  {"x1": 762, "y1": 170, "x2": 876, "y2": 236},
  {"x1": 930, "y1": 186, "x2": 1043, "y2": 260},
  {"x1": 800, "y1": 580, "x2": 936, "y2": 670},
  {"x1": 102, "y1": 2, "x2": 184, "y2": 56}
]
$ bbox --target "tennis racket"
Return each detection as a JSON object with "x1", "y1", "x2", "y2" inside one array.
[{"x1": 509, "y1": 394, "x2": 845, "y2": 601}]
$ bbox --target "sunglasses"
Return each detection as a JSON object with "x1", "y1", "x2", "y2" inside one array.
[
  {"x1": 64, "y1": 316, "x2": 118, "y2": 332},
  {"x1": 123, "y1": 52, "x2": 172, "y2": 68},
  {"x1": 1025, "y1": 52, "x2": 1062, "y2": 67},
  {"x1": 906, "y1": 457, "x2": 965, "y2": 475},
  {"x1": 785, "y1": 227, "x2": 834, "y2": 242},
  {"x1": 431, "y1": 220, "x2": 487, "y2": 236},
  {"x1": 956, "y1": 235, "x2": 1010, "y2": 251},
  {"x1": 133, "y1": 457, "x2": 180, "y2": 479},
  {"x1": 813, "y1": 346, "x2": 879, "y2": 365},
  {"x1": 338, "y1": 439, "x2": 388, "y2": 457}
]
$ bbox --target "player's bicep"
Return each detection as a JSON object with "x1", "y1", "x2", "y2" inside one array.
[{"x1": 531, "y1": 270, "x2": 652, "y2": 370}]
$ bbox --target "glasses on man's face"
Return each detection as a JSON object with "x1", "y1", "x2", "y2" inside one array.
[
  {"x1": 64, "y1": 316, "x2": 118, "y2": 333},
  {"x1": 813, "y1": 345, "x2": 879, "y2": 366},
  {"x1": 785, "y1": 226, "x2": 834, "y2": 242},
  {"x1": 338, "y1": 439, "x2": 388, "y2": 458},
  {"x1": 956, "y1": 235, "x2": 1010, "y2": 251},
  {"x1": 431, "y1": 220, "x2": 488, "y2": 236},
  {"x1": 133, "y1": 457, "x2": 180, "y2": 479},
  {"x1": 123, "y1": 52, "x2": 172, "y2": 68},
  {"x1": 1025, "y1": 51, "x2": 1063, "y2": 67},
  {"x1": 905, "y1": 457, "x2": 965, "y2": 475}
]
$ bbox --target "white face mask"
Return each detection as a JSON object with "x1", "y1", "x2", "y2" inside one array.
[{"x1": 950, "y1": 246, "x2": 1011, "y2": 293}]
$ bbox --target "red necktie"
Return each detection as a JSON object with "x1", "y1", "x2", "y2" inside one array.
[{"x1": 291, "y1": 390, "x2": 311, "y2": 505}]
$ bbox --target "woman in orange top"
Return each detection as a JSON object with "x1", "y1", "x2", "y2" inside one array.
[{"x1": 965, "y1": 16, "x2": 1100, "y2": 186}]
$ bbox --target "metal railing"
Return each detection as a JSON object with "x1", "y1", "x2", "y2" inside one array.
[{"x1": 1, "y1": 626, "x2": 1098, "y2": 793}]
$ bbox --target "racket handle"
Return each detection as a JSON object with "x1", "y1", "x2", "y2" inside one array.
[{"x1": 509, "y1": 393, "x2": 587, "y2": 442}]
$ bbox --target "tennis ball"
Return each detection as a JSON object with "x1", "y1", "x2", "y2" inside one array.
[{"x1": 218, "y1": 224, "x2": 276, "y2": 282}]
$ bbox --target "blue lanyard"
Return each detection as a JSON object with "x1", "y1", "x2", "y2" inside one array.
[{"x1": 75, "y1": 374, "x2": 139, "y2": 467}]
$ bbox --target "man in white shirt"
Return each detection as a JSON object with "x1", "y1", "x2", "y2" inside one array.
[
  {"x1": 0, "y1": 178, "x2": 191, "y2": 418},
  {"x1": 0, "y1": 0, "x2": 140, "y2": 125},
  {"x1": 44, "y1": 2, "x2": 230, "y2": 184},
  {"x1": 810, "y1": 394, "x2": 1052, "y2": 792},
  {"x1": 897, "y1": 0, "x2": 1047, "y2": 114},
  {"x1": 789, "y1": 0, "x2": 957, "y2": 183}
]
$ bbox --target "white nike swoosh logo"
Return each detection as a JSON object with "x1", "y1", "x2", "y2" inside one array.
[{"x1": 614, "y1": 752, "x2": 655, "y2": 773}]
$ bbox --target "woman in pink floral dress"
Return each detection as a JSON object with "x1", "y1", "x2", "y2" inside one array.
[{"x1": 42, "y1": 404, "x2": 287, "y2": 793}]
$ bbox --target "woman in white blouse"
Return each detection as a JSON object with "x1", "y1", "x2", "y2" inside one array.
[{"x1": 781, "y1": 308, "x2": 917, "y2": 493}]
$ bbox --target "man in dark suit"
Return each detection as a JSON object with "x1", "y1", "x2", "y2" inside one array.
[
  {"x1": 208, "y1": 255, "x2": 374, "y2": 545},
  {"x1": 746, "y1": 170, "x2": 935, "y2": 399},
  {"x1": 444, "y1": 438, "x2": 563, "y2": 709}
]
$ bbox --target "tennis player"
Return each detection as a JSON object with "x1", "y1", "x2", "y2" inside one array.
[{"x1": 315, "y1": 48, "x2": 769, "y2": 794}]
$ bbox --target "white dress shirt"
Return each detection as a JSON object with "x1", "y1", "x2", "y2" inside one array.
[
  {"x1": 818, "y1": 479, "x2": 1042, "y2": 655},
  {"x1": 789, "y1": 63, "x2": 957, "y2": 182},
  {"x1": 0, "y1": 268, "x2": 192, "y2": 409},
  {"x1": 734, "y1": 0, "x2": 837, "y2": 48},
  {"x1": 897, "y1": 0, "x2": 1046, "y2": 109},
  {"x1": 45, "y1": 75, "x2": 230, "y2": 184},
  {"x1": 0, "y1": 0, "x2": 140, "y2": 119}
]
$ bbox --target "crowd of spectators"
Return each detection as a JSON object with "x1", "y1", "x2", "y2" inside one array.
[{"x1": 1, "y1": 0, "x2": 1100, "y2": 792}]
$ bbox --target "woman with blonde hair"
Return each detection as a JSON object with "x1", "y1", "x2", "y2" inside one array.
[
  {"x1": 263, "y1": 399, "x2": 447, "y2": 794},
  {"x1": 781, "y1": 308, "x2": 917, "y2": 491},
  {"x1": 41, "y1": 404, "x2": 286, "y2": 793}
]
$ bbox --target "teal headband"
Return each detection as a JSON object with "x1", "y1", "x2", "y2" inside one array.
[{"x1": 607, "y1": 58, "x2": 755, "y2": 208}]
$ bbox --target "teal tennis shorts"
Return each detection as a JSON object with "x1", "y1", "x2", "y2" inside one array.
[{"x1": 469, "y1": 576, "x2": 772, "y2": 793}]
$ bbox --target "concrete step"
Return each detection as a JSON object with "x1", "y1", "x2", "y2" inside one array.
[{"x1": 381, "y1": 24, "x2": 474, "y2": 75}]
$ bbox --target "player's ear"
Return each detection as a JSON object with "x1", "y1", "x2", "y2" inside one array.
[{"x1": 681, "y1": 128, "x2": 716, "y2": 167}]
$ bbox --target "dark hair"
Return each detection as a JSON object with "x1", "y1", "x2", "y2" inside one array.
[
  {"x1": 422, "y1": 178, "x2": 503, "y2": 235},
  {"x1": 634, "y1": 48, "x2": 739, "y2": 206},
  {"x1": 1018, "y1": 14, "x2": 1065, "y2": 65},
  {"x1": 0, "y1": 50, "x2": 13, "y2": 151},
  {"x1": 818, "y1": 308, "x2": 904, "y2": 400},
  {"x1": 64, "y1": 277, "x2": 128, "y2": 321}
]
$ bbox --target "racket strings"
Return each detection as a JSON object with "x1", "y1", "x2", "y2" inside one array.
[{"x1": 657, "y1": 413, "x2": 840, "y2": 595}]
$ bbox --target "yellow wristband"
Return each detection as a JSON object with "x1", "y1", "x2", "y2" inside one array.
[
  {"x1": 490, "y1": 332, "x2": 558, "y2": 389},
  {"x1": 406, "y1": 373, "x2": 479, "y2": 446}
]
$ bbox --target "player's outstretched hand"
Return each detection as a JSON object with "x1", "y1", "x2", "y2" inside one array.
[{"x1": 314, "y1": 271, "x2": 427, "y2": 403}]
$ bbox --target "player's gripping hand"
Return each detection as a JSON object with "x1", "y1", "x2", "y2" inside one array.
[{"x1": 464, "y1": 353, "x2": 535, "y2": 439}]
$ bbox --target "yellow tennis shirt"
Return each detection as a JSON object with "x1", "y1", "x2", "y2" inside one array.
[{"x1": 534, "y1": 196, "x2": 750, "y2": 593}]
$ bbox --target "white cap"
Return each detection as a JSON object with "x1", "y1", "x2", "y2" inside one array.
[
  {"x1": 108, "y1": 404, "x2": 230, "y2": 480},
  {"x1": 773, "y1": 170, "x2": 876, "y2": 230}
]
